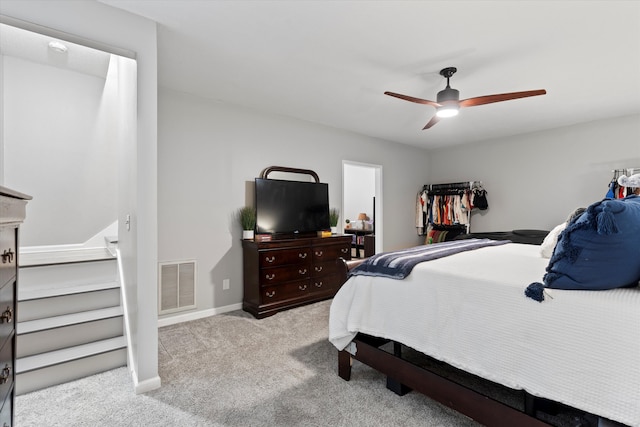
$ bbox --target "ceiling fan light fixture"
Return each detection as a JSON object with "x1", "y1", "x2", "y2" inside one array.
[
  {"x1": 436, "y1": 104, "x2": 459, "y2": 118},
  {"x1": 436, "y1": 83, "x2": 460, "y2": 118}
]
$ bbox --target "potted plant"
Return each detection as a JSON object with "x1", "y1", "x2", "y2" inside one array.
[
  {"x1": 238, "y1": 206, "x2": 256, "y2": 240},
  {"x1": 329, "y1": 208, "x2": 340, "y2": 234}
]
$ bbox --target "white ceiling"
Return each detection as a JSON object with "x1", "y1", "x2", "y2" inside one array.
[{"x1": 15, "y1": 1, "x2": 640, "y2": 149}]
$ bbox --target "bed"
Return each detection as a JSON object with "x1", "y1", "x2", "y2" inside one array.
[{"x1": 329, "y1": 241, "x2": 640, "y2": 427}]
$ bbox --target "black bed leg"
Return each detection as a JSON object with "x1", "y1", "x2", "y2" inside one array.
[
  {"x1": 386, "y1": 342, "x2": 412, "y2": 396},
  {"x1": 386, "y1": 377, "x2": 412, "y2": 396},
  {"x1": 338, "y1": 350, "x2": 352, "y2": 381},
  {"x1": 524, "y1": 393, "x2": 537, "y2": 416},
  {"x1": 524, "y1": 392, "x2": 559, "y2": 416}
]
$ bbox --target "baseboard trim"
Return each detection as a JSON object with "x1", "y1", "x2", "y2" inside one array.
[
  {"x1": 132, "y1": 369, "x2": 161, "y2": 395},
  {"x1": 157, "y1": 303, "x2": 243, "y2": 328}
]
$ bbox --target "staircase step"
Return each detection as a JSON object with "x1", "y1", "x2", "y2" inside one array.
[
  {"x1": 17, "y1": 317, "x2": 124, "y2": 359},
  {"x1": 17, "y1": 336, "x2": 126, "y2": 374},
  {"x1": 17, "y1": 308, "x2": 124, "y2": 359},
  {"x1": 18, "y1": 280, "x2": 119, "y2": 302},
  {"x1": 16, "y1": 341, "x2": 127, "y2": 395},
  {"x1": 18, "y1": 306, "x2": 123, "y2": 335},
  {"x1": 17, "y1": 285, "x2": 120, "y2": 322},
  {"x1": 20, "y1": 258, "x2": 117, "y2": 290},
  {"x1": 14, "y1": 247, "x2": 127, "y2": 394},
  {"x1": 20, "y1": 247, "x2": 115, "y2": 267}
]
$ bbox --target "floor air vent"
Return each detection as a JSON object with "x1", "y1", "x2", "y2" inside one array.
[{"x1": 159, "y1": 261, "x2": 196, "y2": 314}]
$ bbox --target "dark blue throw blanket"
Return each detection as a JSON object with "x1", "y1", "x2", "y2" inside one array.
[{"x1": 350, "y1": 238, "x2": 511, "y2": 280}]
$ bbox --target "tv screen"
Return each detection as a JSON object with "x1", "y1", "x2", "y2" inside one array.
[{"x1": 255, "y1": 178, "x2": 330, "y2": 235}]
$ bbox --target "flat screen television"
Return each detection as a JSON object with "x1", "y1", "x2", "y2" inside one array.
[{"x1": 255, "y1": 178, "x2": 330, "y2": 235}]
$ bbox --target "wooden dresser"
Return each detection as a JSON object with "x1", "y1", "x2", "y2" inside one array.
[
  {"x1": 0, "y1": 186, "x2": 30, "y2": 427},
  {"x1": 242, "y1": 235, "x2": 351, "y2": 318}
]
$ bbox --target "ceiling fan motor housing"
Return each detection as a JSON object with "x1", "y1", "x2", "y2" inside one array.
[
  {"x1": 437, "y1": 87, "x2": 459, "y2": 104},
  {"x1": 437, "y1": 66, "x2": 460, "y2": 104}
]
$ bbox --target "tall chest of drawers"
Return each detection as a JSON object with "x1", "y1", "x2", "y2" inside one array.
[
  {"x1": 0, "y1": 187, "x2": 30, "y2": 427},
  {"x1": 242, "y1": 235, "x2": 351, "y2": 318}
]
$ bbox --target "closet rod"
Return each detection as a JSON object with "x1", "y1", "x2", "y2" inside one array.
[{"x1": 425, "y1": 181, "x2": 481, "y2": 191}]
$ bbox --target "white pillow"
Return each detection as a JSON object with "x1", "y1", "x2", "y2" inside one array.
[{"x1": 540, "y1": 222, "x2": 566, "y2": 259}]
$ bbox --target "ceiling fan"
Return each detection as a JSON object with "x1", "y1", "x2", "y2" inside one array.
[{"x1": 384, "y1": 67, "x2": 546, "y2": 130}]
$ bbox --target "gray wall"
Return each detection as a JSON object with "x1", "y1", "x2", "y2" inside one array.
[
  {"x1": 158, "y1": 87, "x2": 430, "y2": 316},
  {"x1": 2, "y1": 54, "x2": 117, "y2": 247},
  {"x1": 427, "y1": 114, "x2": 640, "y2": 232},
  {"x1": 161, "y1": 90, "x2": 640, "y2": 318}
]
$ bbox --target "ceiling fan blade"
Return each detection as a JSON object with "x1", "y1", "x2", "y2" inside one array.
[
  {"x1": 459, "y1": 89, "x2": 546, "y2": 108},
  {"x1": 384, "y1": 91, "x2": 441, "y2": 107},
  {"x1": 423, "y1": 115, "x2": 440, "y2": 130}
]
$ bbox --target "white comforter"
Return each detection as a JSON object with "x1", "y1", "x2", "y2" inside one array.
[{"x1": 329, "y1": 243, "x2": 640, "y2": 426}]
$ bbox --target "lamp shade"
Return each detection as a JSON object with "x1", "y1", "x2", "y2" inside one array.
[{"x1": 357, "y1": 213, "x2": 368, "y2": 221}]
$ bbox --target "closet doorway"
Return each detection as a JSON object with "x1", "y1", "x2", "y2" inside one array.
[{"x1": 342, "y1": 161, "x2": 383, "y2": 256}]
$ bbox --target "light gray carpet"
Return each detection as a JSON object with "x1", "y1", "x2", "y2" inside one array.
[
  {"x1": 15, "y1": 300, "x2": 592, "y2": 426},
  {"x1": 16, "y1": 300, "x2": 481, "y2": 426}
]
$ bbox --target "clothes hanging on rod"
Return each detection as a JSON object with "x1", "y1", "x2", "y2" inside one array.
[
  {"x1": 607, "y1": 168, "x2": 639, "y2": 199},
  {"x1": 416, "y1": 181, "x2": 486, "y2": 236}
]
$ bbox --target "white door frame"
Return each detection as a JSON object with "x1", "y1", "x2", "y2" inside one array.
[{"x1": 342, "y1": 160, "x2": 383, "y2": 254}]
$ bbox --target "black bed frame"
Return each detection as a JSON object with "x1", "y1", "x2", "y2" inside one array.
[
  {"x1": 339, "y1": 335, "x2": 558, "y2": 427},
  {"x1": 336, "y1": 258, "x2": 615, "y2": 427}
]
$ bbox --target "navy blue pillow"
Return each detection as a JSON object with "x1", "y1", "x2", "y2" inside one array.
[{"x1": 544, "y1": 195, "x2": 640, "y2": 290}]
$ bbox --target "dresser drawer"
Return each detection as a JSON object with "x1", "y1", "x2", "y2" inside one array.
[
  {"x1": 0, "y1": 281, "x2": 13, "y2": 352},
  {"x1": 313, "y1": 273, "x2": 344, "y2": 291},
  {"x1": 261, "y1": 280, "x2": 311, "y2": 305},
  {"x1": 0, "y1": 228, "x2": 17, "y2": 290},
  {"x1": 311, "y1": 259, "x2": 345, "y2": 278},
  {"x1": 311, "y1": 243, "x2": 351, "y2": 262},
  {"x1": 0, "y1": 337, "x2": 13, "y2": 406},
  {"x1": 259, "y1": 247, "x2": 311, "y2": 268},
  {"x1": 259, "y1": 263, "x2": 311, "y2": 286},
  {"x1": 309, "y1": 276, "x2": 332, "y2": 295}
]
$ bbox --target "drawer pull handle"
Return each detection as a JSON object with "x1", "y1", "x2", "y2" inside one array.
[
  {"x1": 341, "y1": 248, "x2": 349, "y2": 253},
  {"x1": 265, "y1": 273, "x2": 275, "y2": 280},
  {"x1": 315, "y1": 281, "x2": 323, "y2": 288},
  {"x1": 298, "y1": 268, "x2": 307, "y2": 275},
  {"x1": 298, "y1": 253, "x2": 307, "y2": 259},
  {"x1": 315, "y1": 250, "x2": 323, "y2": 257},
  {"x1": 298, "y1": 284, "x2": 307, "y2": 291},
  {"x1": 0, "y1": 307, "x2": 12, "y2": 324},
  {"x1": 265, "y1": 256, "x2": 276, "y2": 263},
  {"x1": 265, "y1": 290, "x2": 276, "y2": 298},
  {"x1": 315, "y1": 266, "x2": 323, "y2": 272},
  {"x1": 1, "y1": 248, "x2": 14, "y2": 264},
  {"x1": 0, "y1": 364, "x2": 10, "y2": 384}
]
